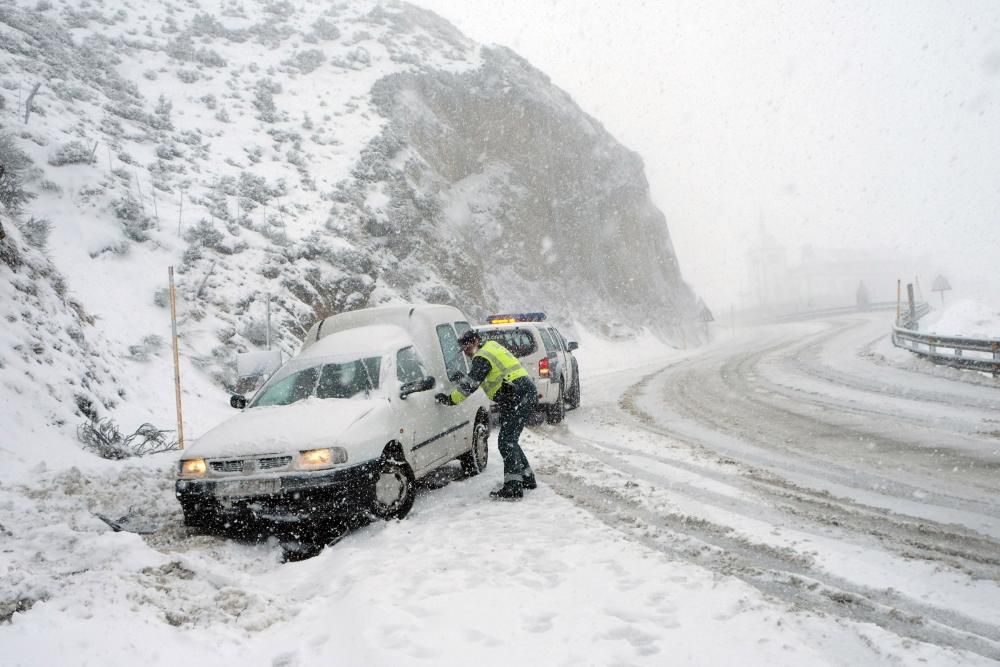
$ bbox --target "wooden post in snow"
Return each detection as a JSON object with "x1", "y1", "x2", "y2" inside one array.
[
  {"x1": 177, "y1": 189, "x2": 184, "y2": 236},
  {"x1": 169, "y1": 266, "x2": 186, "y2": 449},
  {"x1": 896, "y1": 278, "x2": 903, "y2": 327},
  {"x1": 22, "y1": 83, "x2": 40, "y2": 124}
]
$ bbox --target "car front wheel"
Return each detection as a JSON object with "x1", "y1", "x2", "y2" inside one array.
[
  {"x1": 459, "y1": 418, "x2": 489, "y2": 476},
  {"x1": 371, "y1": 454, "x2": 415, "y2": 520}
]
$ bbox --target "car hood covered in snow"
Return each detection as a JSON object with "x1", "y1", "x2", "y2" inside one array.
[{"x1": 183, "y1": 397, "x2": 384, "y2": 459}]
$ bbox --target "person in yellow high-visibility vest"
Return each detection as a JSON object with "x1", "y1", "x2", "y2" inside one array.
[{"x1": 436, "y1": 329, "x2": 537, "y2": 500}]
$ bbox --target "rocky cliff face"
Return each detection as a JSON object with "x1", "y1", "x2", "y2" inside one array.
[
  {"x1": 340, "y1": 45, "x2": 697, "y2": 333},
  {"x1": 0, "y1": 0, "x2": 696, "y2": 432}
]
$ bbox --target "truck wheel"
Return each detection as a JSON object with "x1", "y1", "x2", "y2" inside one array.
[
  {"x1": 567, "y1": 374, "x2": 581, "y2": 410},
  {"x1": 546, "y1": 382, "x2": 566, "y2": 424},
  {"x1": 181, "y1": 503, "x2": 221, "y2": 534},
  {"x1": 371, "y1": 453, "x2": 415, "y2": 520},
  {"x1": 459, "y1": 418, "x2": 489, "y2": 476}
]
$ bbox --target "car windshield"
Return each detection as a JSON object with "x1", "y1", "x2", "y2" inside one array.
[{"x1": 250, "y1": 356, "x2": 381, "y2": 407}]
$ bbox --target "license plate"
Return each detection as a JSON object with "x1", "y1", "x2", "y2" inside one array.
[{"x1": 215, "y1": 478, "x2": 280, "y2": 497}]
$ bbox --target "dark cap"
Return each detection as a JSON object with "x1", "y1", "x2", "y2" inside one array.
[{"x1": 457, "y1": 329, "x2": 481, "y2": 346}]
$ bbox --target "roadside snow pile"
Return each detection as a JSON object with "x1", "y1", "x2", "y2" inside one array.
[{"x1": 921, "y1": 299, "x2": 1000, "y2": 339}]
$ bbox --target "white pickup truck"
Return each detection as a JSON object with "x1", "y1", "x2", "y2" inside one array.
[{"x1": 475, "y1": 312, "x2": 580, "y2": 424}]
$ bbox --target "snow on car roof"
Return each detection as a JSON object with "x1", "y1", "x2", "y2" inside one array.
[{"x1": 297, "y1": 324, "x2": 413, "y2": 361}]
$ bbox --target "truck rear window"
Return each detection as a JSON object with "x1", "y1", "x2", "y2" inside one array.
[{"x1": 479, "y1": 329, "x2": 537, "y2": 358}]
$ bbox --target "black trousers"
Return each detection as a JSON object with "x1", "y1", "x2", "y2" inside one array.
[{"x1": 495, "y1": 377, "x2": 536, "y2": 482}]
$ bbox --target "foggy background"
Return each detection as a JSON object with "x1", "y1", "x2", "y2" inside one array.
[{"x1": 413, "y1": 0, "x2": 1000, "y2": 313}]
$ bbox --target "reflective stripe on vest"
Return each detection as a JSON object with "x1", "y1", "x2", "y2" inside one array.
[{"x1": 476, "y1": 340, "x2": 529, "y2": 399}]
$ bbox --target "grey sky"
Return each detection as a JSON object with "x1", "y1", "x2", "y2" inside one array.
[{"x1": 412, "y1": 0, "x2": 1000, "y2": 309}]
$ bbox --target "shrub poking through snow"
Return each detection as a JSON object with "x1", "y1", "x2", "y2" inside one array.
[
  {"x1": 16, "y1": 216, "x2": 52, "y2": 250},
  {"x1": 0, "y1": 133, "x2": 37, "y2": 212},
  {"x1": 47, "y1": 140, "x2": 94, "y2": 166},
  {"x1": 76, "y1": 418, "x2": 178, "y2": 459}
]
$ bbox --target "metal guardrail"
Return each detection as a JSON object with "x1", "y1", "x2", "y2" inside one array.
[
  {"x1": 892, "y1": 324, "x2": 1000, "y2": 376},
  {"x1": 895, "y1": 301, "x2": 931, "y2": 329},
  {"x1": 767, "y1": 301, "x2": 901, "y2": 324}
]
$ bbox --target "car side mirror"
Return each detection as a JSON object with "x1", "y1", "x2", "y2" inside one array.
[
  {"x1": 400, "y1": 376, "x2": 435, "y2": 399},
  {"x1": 567, "y1": 341, "x2": 579, "y2": 352},
  {"x1": 230, "y1": 394, "x2": 247, "y2": 409}
]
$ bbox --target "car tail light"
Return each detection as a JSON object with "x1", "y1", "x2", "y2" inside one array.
[{"x1": 538, "y1": 357, "x2": 550, "y2": 378}]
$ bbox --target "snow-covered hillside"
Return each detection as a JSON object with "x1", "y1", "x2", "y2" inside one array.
[{"x1": 0, "y1": 0, "x2": 697, "y2": 445}]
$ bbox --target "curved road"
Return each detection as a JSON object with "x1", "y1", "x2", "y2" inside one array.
[{"x1": 536, "y1": 312, "x2": 1000, "y2": 660}]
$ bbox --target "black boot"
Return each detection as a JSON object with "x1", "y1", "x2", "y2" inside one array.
[
  {"x1": 522, "y1": 472, "x2": 537, "y2": 490},
  {"x1": 490, "y1": 480, "x2": 523, "y2": 500}
]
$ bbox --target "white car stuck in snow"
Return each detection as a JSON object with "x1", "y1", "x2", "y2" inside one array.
[{"x1": 175, "y1": 305, "x2": 491, "y2": 530}]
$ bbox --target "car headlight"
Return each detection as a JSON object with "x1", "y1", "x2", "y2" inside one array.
[
  {"x1": 178, "y1": 458, "x2": 207, "y2": 478},
  {"x1": 298, "y1": 447, "x2": 348, "y2": 469}
]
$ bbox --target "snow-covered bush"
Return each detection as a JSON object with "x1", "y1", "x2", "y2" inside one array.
[
  {"x1": 151, "y1": 95, "x2": 173, "y2": 130},
  {"x1": 16, "y1": 216, "x2": 52, "y2": 250},
  {"x1": 238, "y1": 171, "x2": 276, "y2": 205},
  {"x1": 184, "y1": 219, "x2": 225, "y2": 249},
  {"x1": 47, "y1": 140, "x2": 93, "y2": 166},
  {"x1": 253, "y1": 78, "x2": 282, "y2": 122},
  {"x1": 285, "y1": 49, "x2": 326, "y2": 74},
  {"x1": 166, "y1": 34, "x2": 226, "y2": 67},
  {"x1": 112, "y1": 196, "x2": 153, "y2": 241},
  {"x1": 155, "y1": 143, "x2": 183, "y2": 160},
  {"x1": 0, "y1": 133, "x2": 36, "y2": 212},
  {"x1": 189, "y1": 12, "x2": 227, "y2": 38},
  {"x1": 176, "y1": 69, "x2": 199, "y2": 83},
  {"x1": 311, "y1": 17, "x2": 341, "y2": 41},
  {"x1": 264, "y1": 1, "x2": 296, "y2": 19},
  {"x1": 127, "y1": 334, "x2": 163, "y2": 362},
  {"x1": 244, "y1": 144, "x2": 264, "y2": 163}
]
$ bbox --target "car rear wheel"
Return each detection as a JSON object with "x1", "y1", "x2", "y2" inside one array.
[
  {"x1": 546, "y1": 382, "x2": 566, "y2": 424},
  {"x1": 371, "y1": 454, "x2": 415, "y2": 520},
  {"x1": 567, "y1": 373, "x2": 581, "y2": 410},
  {"x1": 459, "y1": 418, "x2": 489, "y2": 476}
]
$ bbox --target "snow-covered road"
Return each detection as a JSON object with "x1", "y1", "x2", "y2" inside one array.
[
  {"x1": 540, "y1": 312, "x2": 1000, "y2": 662},
  {"x1": 3, "y1": 313, "x2": 999, "y2": 666}
]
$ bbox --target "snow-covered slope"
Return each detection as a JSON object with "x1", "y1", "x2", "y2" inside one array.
[{"x1": 0, "y1": 0, "x2": 696, "y2": 439}]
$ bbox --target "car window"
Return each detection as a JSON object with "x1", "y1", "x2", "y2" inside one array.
[
  {"x1": 253, "y1": 366, "x2": 320, "y2": 407},
  {"x1": 479, "y1": 328, "x2": 537, "y2": 357},
  {"x1": 538, "y1": 328, "x2": 557, "y2": 353},
  {"x1": 453, "y1": 321, "x2": 472, "y2": 372},
  {"x1": 436, "y1": 324, "x2": 467, "y2": 378},
  {"x1": 396, "y1": 346, "x2": 426, "y2": 383}
]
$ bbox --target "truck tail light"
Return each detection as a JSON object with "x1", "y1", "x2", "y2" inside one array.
[{"x1": 538, "y1": 357, "x2": 550, "y2": 378}]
